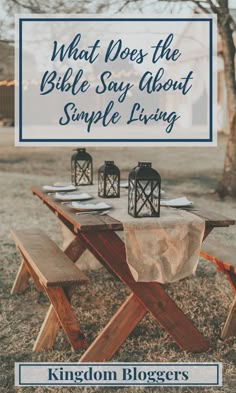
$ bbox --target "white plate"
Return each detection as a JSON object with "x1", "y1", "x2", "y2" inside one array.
[
  {"x1": 120, "y1": 181, "x2": 129, "y2": 188},
  {"x1": 54, "y1": 192, "x2": 92, "y2": 201},
  {"x1": 53, "y1": 182, "x2": 73, "y2": 187},
  {"x1": 43, "y1": 185, "x2": 77, "y2": 192},
  {"x1": 160, "y1": 197, "x2": 193, "y2": 207},
  {"x1": 70, "y1": 201, "x2": 112, "y2": 211}
]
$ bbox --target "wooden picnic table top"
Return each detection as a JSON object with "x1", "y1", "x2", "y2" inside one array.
[
  {"x1": 31, "y1": 186, "x2": 235, "y2": 232},
  {"x1": 30, "y1": 185, "x2": 236, "y2": 357}
]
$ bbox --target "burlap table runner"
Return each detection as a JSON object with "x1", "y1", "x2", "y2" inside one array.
[{"x1": 107, "y1": 197, "x2": 205, "y2": 283}]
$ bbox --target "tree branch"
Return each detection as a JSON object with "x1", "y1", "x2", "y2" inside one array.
[
  {"x1": 0, "y1": 39, "x2": 14, "y2": 44},
  {"x1": 189, "y1": 0, "x2": 219, "y2": 14},
  {"x1": 191, "y1": 1, "x2": 210, "y2": 14},
  {"x1": 9, "y1": 0, "x2": 42, "y2": 12}
]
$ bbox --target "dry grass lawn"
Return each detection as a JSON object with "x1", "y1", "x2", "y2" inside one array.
[{"x1": 0, "y1": 129, "x2": 236, "y2": 393}]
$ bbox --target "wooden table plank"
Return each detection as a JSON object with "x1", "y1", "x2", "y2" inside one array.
[
  {"x1": 32, "y1": 187, "x2": 235, "y2": 231},
  {"x1": 189, "y1": 208, "x2": 235, "y2": 227},
  {"x1": 32, "y1": 187, "x2": 123, "y2": 232}
]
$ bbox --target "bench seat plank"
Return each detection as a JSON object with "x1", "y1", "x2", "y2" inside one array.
[
  {"x1": 11, "y1": 229, "x2": 88, "y2": 287},
  {"x1": 200, "y1": 238, "x2": 236, "y2": 273},
  {"x1": 200, "y1": 237, "x2": 236, "y2": 340}
]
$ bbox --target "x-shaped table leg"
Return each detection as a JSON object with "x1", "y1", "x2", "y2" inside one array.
[
  {"x1": 78, "y1": 230, "x2": 211, "y2": 361},
  {"x1": 80, "y1": 293, "x2": 146, "y2": 361},
  {"x1": 221, "y1": 270, "x2": 236, "y2": 340}
]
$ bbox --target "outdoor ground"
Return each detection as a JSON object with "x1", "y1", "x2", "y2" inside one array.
[{"x1": 0, "y1": 128, "x2": 236, "y2": 393}]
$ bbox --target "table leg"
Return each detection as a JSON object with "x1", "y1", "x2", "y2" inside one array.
[
  {"x1": 221, "y1": 296, "x2": 236, "y2": 340},
  {"x1": 11, "y1": 259, "x2": 31, "y2": 294},
  {"x1": 43, "y1": 286, "x2": 88, "y2": 350},
  {"x1": 61, "y1": 224, "x2": 101, "y2": 270},
  {"x1": 59, "y1": 221, "x2": 76, "y2": 250},
  {"x1": 79, "y1": 231, "x2": 211, "y2": 355},
  {"x1": 202, "y1": 226, "x2": 213, "y2": 240},
  {"x1": 80, "y1": 293, "x2": 147, "y2": 362},
  {"x1": 63, "y1": 235, "x2": 87, "y2": 262},
  {"x1": 33, "y1": 304, "x2": 61, "y2": 352},
  {"x1": 221, "y1": 270, "x2": 236, "y2": 339}
]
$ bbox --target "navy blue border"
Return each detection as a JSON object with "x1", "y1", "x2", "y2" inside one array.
[
  {"x1": 18, "y1": 18, "x2": 214, "y2": 143},
  {"x1": 17, "y1": 362, "x2": 220, "y2": 386}
]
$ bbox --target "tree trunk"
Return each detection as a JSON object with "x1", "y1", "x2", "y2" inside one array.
[{"x1": 217, "y1": 18, "x2": 236, "y2": 197}]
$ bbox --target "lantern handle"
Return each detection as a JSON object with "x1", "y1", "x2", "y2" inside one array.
[{"x1": 72, "y1": 148, "x2": 86, "y2": 152}]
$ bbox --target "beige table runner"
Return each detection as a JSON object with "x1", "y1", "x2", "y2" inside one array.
[{"x1": 101, "y1": 191, "x2": 205, "y2": 284}]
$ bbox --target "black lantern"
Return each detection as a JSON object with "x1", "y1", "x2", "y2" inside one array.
[
  {"x1": 71, "y1": 148, "x2": 93, "y2": 186},
  {"x1": 128, "y1": 162, "x2": 161, "y2": 217},
  {"x1": 98, "y1": 161, "x2": 120, "y2": 198}
]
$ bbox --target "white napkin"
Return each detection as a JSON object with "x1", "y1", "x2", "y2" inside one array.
[
  {"x1": 54, "y1": 192, "x2": 92, "y2": 201},
  {"x1": 160, "y1": 197, "x2": 193, "y2": 207},
  {"x1": 53, "y1": 182, "x2": 72, "y2": 187},
  {"x1": 71, "y1": 201, "x2": 111, "y2": 211},
  {"x1": 43, "y1": 185, "x2": 77, "y2": 192}
]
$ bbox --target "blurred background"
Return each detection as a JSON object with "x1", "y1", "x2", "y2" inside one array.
[{"x1": 0, "y1": 2, "x2": 236, "y2": 393}]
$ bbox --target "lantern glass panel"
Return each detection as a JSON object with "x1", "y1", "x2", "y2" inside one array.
[
  {"x1": 98, "y1": 173, "x2": 105, "y2": 196},
  {"x1": 128, "y1": 162, "x2": 161, "y2": 217},
  {"x1": 98, "y1": 161, "x2": 120, "y2": 198},
  {"x1": 71, "y1": 148, "x2": 93, "y2": 186}
]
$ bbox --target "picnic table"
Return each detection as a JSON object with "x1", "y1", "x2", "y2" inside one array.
[{"x1": 30, "y1": 185, "x2": 235, "y2": 361}]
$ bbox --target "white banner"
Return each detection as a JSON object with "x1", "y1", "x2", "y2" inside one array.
[
  {"x1": 15, "y1": 15, "x2": 217, "y2": 146},
  {"x1": 15, "y1": 362, "x2": 222, "y2": 386}
]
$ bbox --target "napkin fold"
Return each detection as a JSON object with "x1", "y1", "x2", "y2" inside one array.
[
  {"x1": 160, "y1": 197, "x2": 193, "y2": 207},
  {"x1": 43, "y1": 185, "x2": 77, "y2": 192},
  {"x1": 54, "y1": 192, "x2": 91, "y2": 201},
  {"x1": 71, "y1": 201, "x2": 111, "y2": 210},
  {"x1": 121, "y1": 209, "x2": 205, "y2": 283}
]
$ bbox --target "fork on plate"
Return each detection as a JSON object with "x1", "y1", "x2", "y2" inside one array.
[{"x1": 75, "y1": 210, "x2": 110, "y2": 216}]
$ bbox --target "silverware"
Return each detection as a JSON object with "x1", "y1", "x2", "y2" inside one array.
[
  {"x1": 61, "y1": 200, "x2": 93, "y2": 205},
  {"x1": 99, "y1": 210, "x2": 111, "y2": 216},
  {"x1": 75, "y1": 210, "x2": 110, "y2": 216}
]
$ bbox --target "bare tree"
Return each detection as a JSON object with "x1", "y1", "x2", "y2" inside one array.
[
  {"x1": 213, "y1": 1, "x2": 236, "y2": 198},
  {"x1": 189, "y1": 0, "x2": 236, "y2": 197},
  {"x1": 110, "y1": 0, "x2": 236, "y2": 197}
]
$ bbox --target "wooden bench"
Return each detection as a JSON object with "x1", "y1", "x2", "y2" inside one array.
[
  {"x1": 200, "y1": 237, "x2": 236, "y2": 340},
  {"x1": 11, "y1": 229, "x2": 89, "y2": 352}
]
